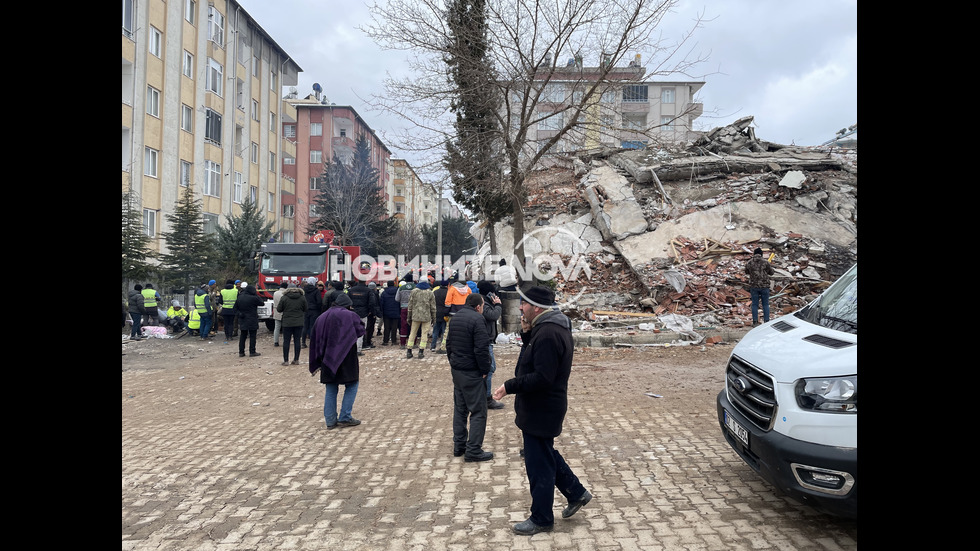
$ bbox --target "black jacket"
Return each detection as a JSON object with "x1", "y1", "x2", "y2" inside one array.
[
  {"x1": 480, "y1": 293, "x2": 501, "y2": 341},
  {"x1": 503, "y1": 309, "x2": 574, "y2": 438},
  {"x1": 348, "y1": 283, "x2": 381, "y2": 318},
  {"x1": 304, "y1": 283, "x2": 322, "y2": 316},
  {"x1": 433, "y1": 286, "x2": 449, "y2": 319},
  {"x1": 445, "y1": 305, "x2": 492, "y2": 375},
  {"x1": 235, "y1": 287, "x2": 266, "y2": 331}
]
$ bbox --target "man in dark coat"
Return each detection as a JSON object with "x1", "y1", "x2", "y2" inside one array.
[
  {"x1": 431, "y1": 280, "x2": 450, "y2": 353},
  {"x1": 446, "y1": 293, "x2": 493, "y2": 462},
  {"x1": 301, "y1": 277, "x2": 322, "y2": 349},
  {"x1": 379, "y1": 281, "x2": 401, "y2": 345},
  {"x1": 309, "y1": 293, "x2": 365, "y2": 429},
  {"x1": 348, "y1": 279, "x2": 381, "y2": 353},
  {"x1": 477, "y1": 280, "x2": 504, "y2": 409},
  {"x1": 492, "y1": 286, "x2": 591, "y2": 535},
  {"x1": 235, "y1": 283, "x2": 265, "y2": 357}
]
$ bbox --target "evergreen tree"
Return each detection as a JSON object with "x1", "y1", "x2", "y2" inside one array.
[
  {"x1": 158, "y1": 186, "x2": 213, "y2": 292},
  {"x1": 213, "y1": 197, "x2": 276, "y2": 278},
  {"x1": 421, "y1": 215, "x2": 476, "y2": 260},
  {"x1": 122, "y1": 189, "x2": 155, "y2": 283},
  {"x1": 444, "y1": 0, "x2": 510, "y2": 254},
  {"x1": 311, "y1": 135, "x2": 398, "y2": 257}
]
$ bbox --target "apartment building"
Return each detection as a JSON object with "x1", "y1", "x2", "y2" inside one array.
[
  {"x1": 526, "y1": 55, "x2": 704, "y2": 153},
  {"x1": 283, "y1": 93, "x2": 393, "y2": 243},
  {"x1": 122, "y1": 0, "x2": 301, "y2": 253},
  {"x1": 392, "y1": 159, "x2": 439, "y2": 228}
]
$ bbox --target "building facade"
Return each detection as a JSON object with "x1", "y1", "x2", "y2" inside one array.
[
  {"x1": 525, "y1": 56, "x2": 704, "y2": 154},
  {"x1": 122, "y1": 0, "x2": 301, "y2": 254},
  {"x1": 283, "y1": 94, "x2": 393, "y2": 243},
  {"x1": 392, "y1": 159, "x2": 439, "y2": 228}
]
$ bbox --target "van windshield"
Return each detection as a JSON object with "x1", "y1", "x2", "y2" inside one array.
[{"x1": 793, "y1": 264, "x2": 857, "y2": 335}]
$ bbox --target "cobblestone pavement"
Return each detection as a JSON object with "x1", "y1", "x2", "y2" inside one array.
[{"x1": 122, "y1": 337, "x2": 858, "y2": 550}]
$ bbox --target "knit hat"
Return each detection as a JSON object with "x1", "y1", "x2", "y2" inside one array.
[
  {"x1": 753, "y1": 247, "x2": 763, "y2": 255},
  {"x1": 477, "y1": 280, "x2": 495, "y2": 296},
  {"x1": 519, "y1": 285, "x2": 555, "y2": 307},
  {"x1": 466, "y1": 281, "x2": 478, "y2": 293},
  {"x1": 172, "y1": 300, "x2": 181, "y2": 307},
  {"x1": 209, "y1": 280, "x2": 216, "y2": 286},
  {"x1": 416, "y1": 281, "x2": 430, "y2": 290},
  {"x1": 333, "y1": 293, "x2": 353, "y2": 308},
  {"x1": 307, "y1": 277, "x2": 318, "y2": 286},
  {"x1": 287, "y1": 282, "x2": 297, "y2": 288},
  {"x1": 368, "y1": 282, "x2": 377, "y2": 289}
]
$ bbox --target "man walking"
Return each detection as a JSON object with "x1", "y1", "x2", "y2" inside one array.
[
  {"x1": 446, "y1": 293, "x2": 493, "y2": 462},
  {"x1": 310, "y1": 293, "x2": 365, "y2": 429},
  {"x1": 492, "y1": 286, "x2": 591, "y2": 535}
]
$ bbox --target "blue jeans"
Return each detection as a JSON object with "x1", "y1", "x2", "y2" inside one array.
[
  {"x1": 323, "y1": 381, "x2": 359, "y2": 427},
  {"x1": 130, "y1": 313, "x2": 142, "y2": 338},
  {"x1": 199, "y1": 314, "x2": 212, "y2": 339},
  {"x1": 430, "y1": 319, "x2": 446, "y2": 350},
  {"x1": 485, "y1": 343, "x2": 496, "y2": 397},
  {"x1": 750, "y1": 287, "x2": 771, "y2": 323}
]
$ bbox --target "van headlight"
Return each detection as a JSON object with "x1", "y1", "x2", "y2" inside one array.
[{"x1": 795, "y1": 376, "x2": 857, "y2": 413}]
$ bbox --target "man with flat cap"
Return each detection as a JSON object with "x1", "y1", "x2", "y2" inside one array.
[{"x1": 492, "y1": 285, "x2": 592, "y2": 535}]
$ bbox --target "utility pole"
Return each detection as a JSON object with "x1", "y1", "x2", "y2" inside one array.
[{"x1": 436, "y1": 182, "x2": 443, "y2": 277}]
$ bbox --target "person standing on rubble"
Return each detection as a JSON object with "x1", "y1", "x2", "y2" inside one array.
[{"x1": 746, "y1": 247, "x2": 775, "y2": 325}]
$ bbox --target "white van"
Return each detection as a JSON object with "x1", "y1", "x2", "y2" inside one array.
[{"x1": 717, "y1": 263, "x2": 857, "y2": 518}]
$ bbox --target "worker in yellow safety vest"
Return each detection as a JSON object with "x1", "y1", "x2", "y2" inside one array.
[
  {"x1": 217, "y1": 280, "x2": 239, "y2": 340},
  {"x1": 141, "y1": 283, "x2": 161, "y2": 326},
  {"x1": 187, "y1": 308, "x2": 202, "y2": 335}
]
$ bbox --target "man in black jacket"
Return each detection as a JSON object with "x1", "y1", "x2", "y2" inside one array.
[
  {"x1": 492, "y1": 286, "x2": 591, "y2": 535},
  {"x1": 348, "y1": 279, "x2": 381, "y2": 354},
  {"x1": 446, "y1": 293, "x2": 493, "y2": 462}
]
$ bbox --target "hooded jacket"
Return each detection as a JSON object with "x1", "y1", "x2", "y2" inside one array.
[
  {"x1": 406, "y1": 282, "x2": 436, "y2": 323},
  {"x1": 444, "y1": 281, "x2": 471, "y2": 316},
  {"x1": 276, "y1": 286, "x2": 307, "y2": 327},
  {"x1": 194, "y1": 287, "x2": 213, "y2": 316},
  {"x1": 348, "y1": 282, "x2": 381, "y2": 319},
  {"x1": 502, "y1": 309, "x2": 574, "y2": 438},
  {"x1": 304, "y1": 281, "x2": 322, "y2": 316},
  {"x1": 477, "y1": 281, "x2": 500, "y2": 340},
  {"x1": 235, "y1": 286, "x2": 265, "y2": 331},
  {"x1": 128, "y1": 289, "x2": 146, "y2": 314},
  {"x1": 380, "y1": 284, "x2": 401, "y2": 318}
]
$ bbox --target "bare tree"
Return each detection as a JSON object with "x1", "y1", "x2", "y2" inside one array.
[{"x1": 364, "y1": 0, "x2": 709, "y2": 262}]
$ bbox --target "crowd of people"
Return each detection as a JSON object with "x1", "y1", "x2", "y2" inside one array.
[{"x1": 124, "y1": 267, "x2": 592, "y2": 534}]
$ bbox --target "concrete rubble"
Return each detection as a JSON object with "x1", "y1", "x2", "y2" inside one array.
[{"x1": 470, "y1": 116, "x2": 857, "y2": 330}]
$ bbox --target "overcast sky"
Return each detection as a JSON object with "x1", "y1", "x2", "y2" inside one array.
[{"x1": 238, "y1": 0, "x2": 857, "y2": 166}]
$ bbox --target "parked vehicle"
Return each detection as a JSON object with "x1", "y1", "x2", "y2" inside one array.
[{"x1": 717, "y1": 263, "x2": 857, "y2": 518}]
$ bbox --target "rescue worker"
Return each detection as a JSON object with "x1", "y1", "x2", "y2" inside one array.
[
  {"x1": 194, "y1": 282, "x2": 214, "y2": 340},
  {"x1": 141, "y1": 283, "x2": 161, "y2": 326},
  {"x1": 187, "y1": 307, "x2": 202, "y2": 336},
  {"x1": 166, "y1": 300, "x2": 189, "y2": 333},
  {"x1": 217, "y1": 279, "x2": 239, "y2": 341}
]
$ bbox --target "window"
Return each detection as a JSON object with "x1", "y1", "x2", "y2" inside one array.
[
  {"x1": 207, "y1": 5, "x2": 224, "y2": 47},
  {"x1": 122, "y1": 0, "x2": 134, "y2": 38},
  {"x1": 661, "y1": 88, "x2": 675, "y2": 104},
  {"x1": 270, "y1": 112, "x2": 276, "y2": 132},
  {"x1": 149, "y1": 27, "x2": 162, "y2": 57},
  {"x1": 251, "y1": 100, "x2": 259, "y2": 121},
  {"x1": 185, "y1": 0, "x2": 196, "y2": 24},
  {"x1": 143, "y1": 209, "x2": 157, "y2": 237},
  {"x1": 270, "y1": 69, "x2": 277, "y2": 90},
  {"x1": 281, "y1": 230, "x2": 294, "y2": 243},
  {"x1": 269, "y1": 151, "x2": 276, "y2": 166},
  {"x1": 601, "y1": 88, "x2": 618, "y2": 103},
  {"x1": 309, "y1": 204, "x2": 320, "y2": 217},
  {"x1": 540, "y1": 83, "x2": 563, "y2": 103},
  {"x1": 206, "y1": 58, "x2": 223, "y2": 95},
  {"x1": 234, "y1": 125, "x2": 244, "y2": 156},
  {"x1": 183, "y1": 51, "x2": 194, "y2": 78},
  {"x1": 660, "y1": 116, "x2": 675, "y2": 131},
  {"x1": 310, "y1": 123, "x2": 322, "y2": 136},
  {"x1": 251, "y1": 142, "x2": 258, "y2": 163},
  {"x1": 180, "y1": 160, "x2": 192, "y2": 187},
  {"x1": 250, "y1": 186, "x2": 257, "y2": 203},
  {"x1": 203, "y1": 213, "x2": 219, "y2": 235},
  {"x1": 181, "y1": 104, "x2": 193, "y2": 132},
  {"x1": 284, "y1": 125, "x2": 296, "y2": 138},
  {"x1": 146, "y1": 86, "x2": 160, "y2": 117},
  {"x1": 144, "y1": 147, "x2": 159, "y2": 177},
  {"x1": 310, "y1": 176, "x2": 322, "y2": 190},
  {"x1": 268, "y1": 192, "x2": 274, "y2": 212},
  {"x1": 283, "y1": 155, "x2": 295, "y2": 165},
  {"x1": 236, "y1": 79, "x2": 245, "y2": 110},
  {"x1": 234, "y1": 171, "x2": 244, "y2": 203},
  {"x1": 203, "y1": 160, "x2": 221, "y2": 197},
  {"x1": 339, "y1": 128, "x2": 347, "y2": 137},
  {"x1": 623, "y1": 85, "x2": 648, "y2": 103},
  {"x1": 282, "y1": 204, "x2": 295, "y2": 218},
  {"x1": 253, "y1": 55, "x2": 259, "y2": 77},
  {"x1": 538, "y1": 112, "x2": 562, "y2": 131},
  {"x1": 310, "y1": 150, "x2": 322, "y2": 164},
  {"x1": 623, "y1": 113, "x2": 646, "y2": 130},
  {"x1": 205, "y1": 109, "x2": 222, "y2": 145}
]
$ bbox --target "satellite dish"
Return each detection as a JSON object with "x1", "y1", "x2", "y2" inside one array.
[{"x1": 312, "y1": 83, "x2": 322, "y2": 93}]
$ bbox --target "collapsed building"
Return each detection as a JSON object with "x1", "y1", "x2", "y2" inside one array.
[{"x1": 470, "y1": 116, "x2": 857, "y2": 330}]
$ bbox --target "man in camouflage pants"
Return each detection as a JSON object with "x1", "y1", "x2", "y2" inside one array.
[{"x1": 745, "y1": 247, "x2": 775, "y2": 325}]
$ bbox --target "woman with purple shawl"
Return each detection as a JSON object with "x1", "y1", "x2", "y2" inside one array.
[{"x1": 309, "y1": 293, "x2": 366, "y2": 429}]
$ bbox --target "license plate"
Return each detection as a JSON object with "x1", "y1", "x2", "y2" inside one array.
[{"x1": 724, "y1": 410, "x2": 749, "y2": 447}]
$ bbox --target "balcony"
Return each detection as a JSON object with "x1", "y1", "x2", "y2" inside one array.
[
  {"x1": 685, "y1": 102, "x2": 704, "y2": 118},
  {"x1": 332, "y1": 135, "x2": 355, "y2": 149}
]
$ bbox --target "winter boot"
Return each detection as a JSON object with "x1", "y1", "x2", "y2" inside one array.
[
  {"x1": 418, "y1": 349, "x2": 424, "y2": 359},
  {"x1": 406, "y1": 349, "x2": 413, "y2": 359}
]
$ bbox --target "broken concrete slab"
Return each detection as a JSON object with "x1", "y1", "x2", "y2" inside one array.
[{"x1": 581, "y1": 164, "x2": 649, "y2": 241}]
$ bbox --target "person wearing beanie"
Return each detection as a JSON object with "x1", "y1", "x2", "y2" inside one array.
[
  {"x1": 395, "y1": 273, "x2": 417, "y2": 347},
  {"x1": 128, "y1": 284, "x2": 147, "y2": 340},
  {"x1": 235, "y1": 284, "x2": 265, "y2": 358},
  {"x1": 348, "y1": 278, "x2": 381, "y2": 354},
  {"x1": 309, "y1": 292, "x2": 365, "y2": 429},
  {"x1": 492, "y1": 286, "x2": 591, "y2": 535},
  {"x1": 745, "y1": 247, "x2": 775, "y2": 325},
  {"x1": 405, "y1": 280, "x2": 436, "y2": 359},
  {"x1": 476, "y1": 281, "x2": 504, "y2": 409},
  {"x1": 301, "y1": 277, "x2": 323, "y2": 349}
]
